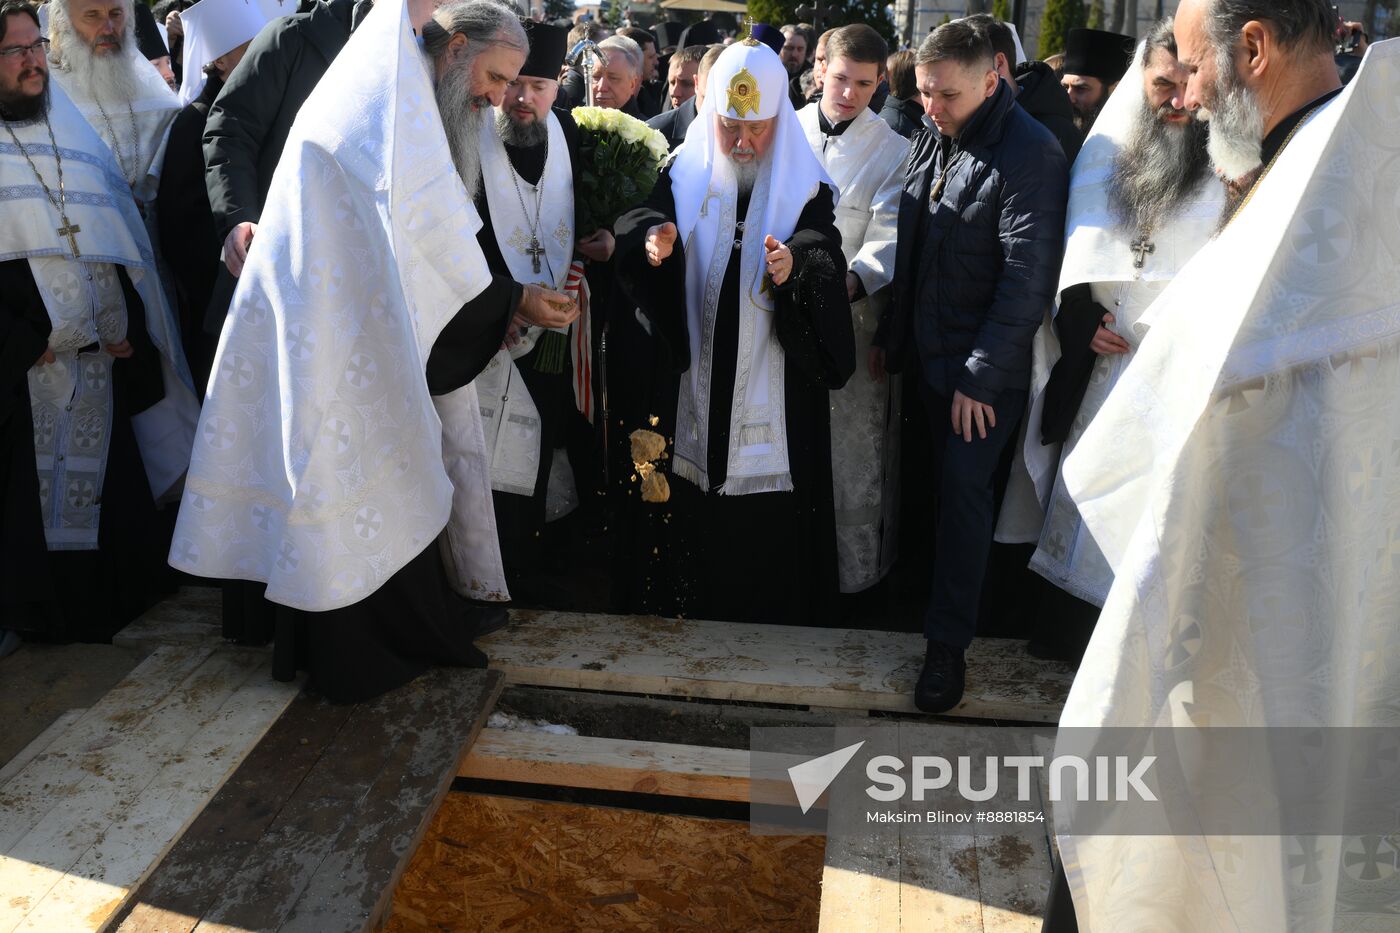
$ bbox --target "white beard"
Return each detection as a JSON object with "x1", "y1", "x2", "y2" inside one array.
[
  {"x1": 54, "y1": 32, "x2": 145, "y2": 110},
  {"x1": 1200, "y1": 71, "x2": 1266, "y2": 182}
]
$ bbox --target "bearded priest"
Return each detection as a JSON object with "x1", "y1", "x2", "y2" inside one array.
[{"x1": 614, "y1": 38, "x2": 855, "y2": 626}]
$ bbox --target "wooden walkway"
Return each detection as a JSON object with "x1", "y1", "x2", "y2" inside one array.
[
  {"x1": 112, "y1": 668, "x2": 502, "y2": 933},
  {"x1": 7, "y1": 588, "x2": 1065, "y2": 931},
  {"x1": 118, "y1": 595, "x2": 1076, "y2": 724},
  {"x1": 480, "y1": 611, "x2": 1074, "y2": 723},
  {"x1": 0, "y1": 645, "x2": 299, "y2": 933}
]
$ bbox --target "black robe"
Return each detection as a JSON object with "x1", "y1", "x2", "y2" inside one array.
[
  {"x1": 0, "y1": 260, "x2": 168, "y2": 641},
  {"x1": 222, "y1": 278, "x2": 520, "y2": 704},
  {"x1": 472, "y1": 108, "x2": 595, "y2": 582},
  {"x1": 157, "y1": 77, "x2": 224, "y2": 393},
  {"x1": 613, "y1": 168, "x2": 855, "y2": 626}
]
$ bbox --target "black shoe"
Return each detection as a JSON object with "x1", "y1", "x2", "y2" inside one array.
[
  {"x1": 464, "y1": 604, "x2": 509, "y2": 640},
  {"x1": 914, "y1": 639, "x2": 966, "y2": 714}
]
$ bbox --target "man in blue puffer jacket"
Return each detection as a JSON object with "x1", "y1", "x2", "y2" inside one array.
[{"x1": 873, "y1": 17, "x2": 1068, "y2": 713}]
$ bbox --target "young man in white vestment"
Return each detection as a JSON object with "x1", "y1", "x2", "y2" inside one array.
[
  {"x1": 796, "y1": 24, "x2": 910, "y2": 596},
  {"x1": 995, "y1": 17, "x2": 1224, "y2": 664},
  {"x1": 1041, "y1": 1, "x2": 1400, "y2": 930},
  {"x1": 169, "y1": 0, "x2": 578, "y2": 703}
]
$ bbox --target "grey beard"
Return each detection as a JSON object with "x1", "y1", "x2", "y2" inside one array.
[
  {"x1": 53, "y1": 33, "x2": 144, "y2": 110},
  {"x1": 436, "y1": 54, "x2": 490, "y2": 200},
  {"x1": 1201, "y1": 63, "x2": 1265, "y2": 182},
  {"x1": 495, "y1": 108, "x2": 548, "y2": 148},
  {"x1": 1107, "y1": 99, "x2": 1212, "y2": 235}
]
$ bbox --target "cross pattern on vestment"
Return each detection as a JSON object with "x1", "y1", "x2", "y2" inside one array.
[
  {"x1": 57, "y1": 220, "x2": 81, "y2": 257},
  {"x1": 1130, "y1": 236, "x2": 1154, "y2": 269},
  {"x1": 1343, "y1": 837, "x2": 1393, "y2": 882}
]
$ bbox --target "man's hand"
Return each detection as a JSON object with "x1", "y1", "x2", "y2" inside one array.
[
  {"x1": 516, "y1": 284, "x2": 579, "y2": 330},
  {"x1": 764, "y1": 235, "x2": 793, "y2": 286},
  {"x1": 645, "y1": 222, "x2": 677, "y2": 266},
  {"x1": 868, "y1": 346, "x2": 886, "y2": 383},
  {"x1": 223, "y1": 222, "x2": 258, "y2": 277},
  {"x1": 846, "y1": 272, "x2": 861, "y2": 301},
  {"x1": 104, "y1": 340, "x2": 134, "y2": 359},
  {"x1": 951, "y1": 389, "x2": 996, "y2": 443},
  {"x1": 1089, "y1": 311, "x2": 1131, "y2": 355},
  {"x1": 164, "y1": 9, "x2": 183, "y2": 42},
  {"x1": 35, "y1": 346, "x2": 55, "y2": 366},
  {"x1": 577, "y1": 228, "x2": 615, "y2": 263}
]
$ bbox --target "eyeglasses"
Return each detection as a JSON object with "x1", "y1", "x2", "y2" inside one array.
[{"x1": 0, "y1": 38, "x2": 50, "y2": 62}]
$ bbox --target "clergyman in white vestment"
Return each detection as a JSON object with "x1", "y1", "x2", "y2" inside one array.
[
  {"x1": 995, "y1": 20, "x2": 1223, "y2": 647},
  {"x1": 1050, "y1": 3, "x2": 1400, "y2": 927},
  {"x1": 168, "y1": 0, "x2": 577, "y2": 702},
  {"x1": 797, "y1": 24, "x2": 910, "y2": 595}
]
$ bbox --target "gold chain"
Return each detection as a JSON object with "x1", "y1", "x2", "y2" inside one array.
[{"x1": 1224, "y1": 102, "x2": 1325, "y2": 229}]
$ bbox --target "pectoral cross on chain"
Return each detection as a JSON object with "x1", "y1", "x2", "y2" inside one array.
[
  {"x1": 525, "y1": 235, "x2": 545, "y2": 275},
  {"x1": 1130, "y1": 236, "x2": 1154, "y2": 270},
  {"x1": 57, "y1": 220, "x2": 81, "y2": 258}
]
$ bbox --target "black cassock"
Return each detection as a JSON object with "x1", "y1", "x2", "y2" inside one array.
[
  {"x1": 473, "y1": 108, "x2": 598, "y2": 582},
  {"x1": 222, "y1": 278, "x2": 519, "y2": 703},
  {"x1": 0, "y1": 260, "x2": 168, "y2": 640},
  {"x1": 614, "y1": 169, "x2": 854, "y2": 626}
]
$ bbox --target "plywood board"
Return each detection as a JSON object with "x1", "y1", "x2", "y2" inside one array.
[{"x1": 386, "y1": 793, "x2": 825, "y2": 932}]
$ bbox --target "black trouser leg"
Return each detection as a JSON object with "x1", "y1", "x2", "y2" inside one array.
[{"x1": 921, "y1": 382, "x2": 1027, "y2": 648}]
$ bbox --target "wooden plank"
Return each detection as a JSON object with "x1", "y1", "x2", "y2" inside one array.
[
  {"x1": 0, "y1": 710, "x2": 86, "y2": 785},
  {"x1": 817, "y1": 830, "x2": 906, "y2": 933},
  {"x1": 0, "y1": 649, "x2": 278, "y2": 932},
  {"x1": 277, "y1": 669, "x2": 503, "y2": 933},
  {"x1": 461, "y1": 728, "x2": 757, "y2": 802},
  {"x1": 189, "y1": 669, "x2": 503, "y2": 933},
  {"x1": 481, "y1": 611, "x2": 1073, "y2": 723},
  {"x1": 113, "y1": 692, "x2": 356, "y2": 933},
  {"x1": 113, "y1": 588, "x2": 223, "y2": 652},
  {"x1": 13, "y1": 665, "x2": 299, "y2": 933},
  {"x1": 0, "y1": 647, "x2": 214, "y2": 851}
]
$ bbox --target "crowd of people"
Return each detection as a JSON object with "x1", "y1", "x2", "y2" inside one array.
[
  {"x1": 0, "y1": 0, "x2": 1384, "y2": 694},
  {"x1": 2, "y1": 0, "x2": 1395, "y2": 927}
]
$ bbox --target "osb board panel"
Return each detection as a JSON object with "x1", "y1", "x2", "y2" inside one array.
[{"x1": 386, "y1": 794, "x2": 824, "y2": 932}]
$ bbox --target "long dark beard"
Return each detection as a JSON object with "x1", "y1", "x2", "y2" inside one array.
[
  {"x1": 436, "y1": 53, "x2": 491, "y2": 200},
  {"x1": 495, "y1": 108, "x2": 548, "y2": 148},
  {"x1": 0, "y1": 77, "x2": 49, "y2": 123},
  {"x1": 1107, "y1": 98, "x2": 1212, "y2": 235}
]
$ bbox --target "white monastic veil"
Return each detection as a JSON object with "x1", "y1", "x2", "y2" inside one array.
[
  {"x1": 1055, "y1": 40, "x2": 1400, "y2": 932},
  {"x1": 996, "y1": 42, "x2": 1222, "y2": 541},
  {"x1": 170, "y1": 0, "x2": 507, "y2": 611},
  {"x1": 668, "y1": 40, "x2": 834, "y2": 494}
]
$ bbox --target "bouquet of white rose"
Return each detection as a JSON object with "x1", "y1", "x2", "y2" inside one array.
[{"x1": 571, "y1": 105, "x2": 671, "y2": 235}]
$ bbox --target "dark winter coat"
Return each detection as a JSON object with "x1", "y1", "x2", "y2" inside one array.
[
  {"x1": 876, "y1": 79, "x2": 1069, "y2": 405},
  {"x1": 202, "y1": 0, "x2": 356, "y2": 237}
]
